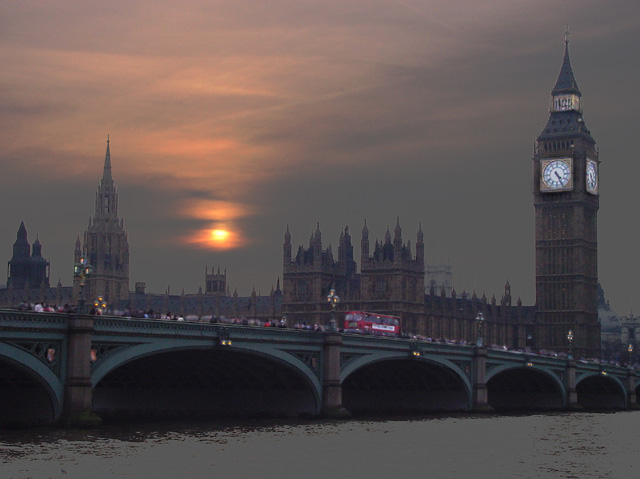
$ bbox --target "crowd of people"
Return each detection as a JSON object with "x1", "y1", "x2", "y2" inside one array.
[{"x1": 16, "y1": 301, "x2": 76, "y2": 313}]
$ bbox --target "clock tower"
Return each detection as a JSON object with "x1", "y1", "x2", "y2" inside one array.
[{"x1": 533, "y1": 30, "x2": 600, "y2": 357}]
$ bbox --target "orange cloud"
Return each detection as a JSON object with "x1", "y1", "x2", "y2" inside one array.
[{"x1": 179, "y1": 199, "x2": 256, "y2": 221}]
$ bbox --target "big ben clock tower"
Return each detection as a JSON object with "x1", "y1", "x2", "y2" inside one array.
[{"x1": 533, "y1": 29, "x2": 600, "y2": 357}]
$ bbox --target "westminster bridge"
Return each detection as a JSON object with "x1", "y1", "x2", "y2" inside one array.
[{"x1": 0, "y1": 309, "x2": 637, "y2": 427}]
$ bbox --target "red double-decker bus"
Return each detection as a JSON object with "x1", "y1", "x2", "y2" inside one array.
[{"x1": 343, "y1": 311, "x2": 401, "y2": 336}]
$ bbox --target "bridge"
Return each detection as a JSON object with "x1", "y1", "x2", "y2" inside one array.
[{"x1": 0, "y1": 309, "x2": 637, "y2": 427}]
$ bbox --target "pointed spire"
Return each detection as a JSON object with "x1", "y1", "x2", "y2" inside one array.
[
  {"x1": 552, "y1": 26, "x2": 581, "y2": 97},
  {"x1": 103, "y1": 135, "x2": 112, "y2": 182},
  {"x1": 17, "y1": 221, "x2": 27, "y2": 239},
  {"x1": 32, "y1": 235, "x2": 42, "y2": 257}
]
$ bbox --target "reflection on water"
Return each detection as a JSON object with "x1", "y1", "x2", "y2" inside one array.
[{"x1": 1, "y1": 412, "x2": 639, "y2": 479}]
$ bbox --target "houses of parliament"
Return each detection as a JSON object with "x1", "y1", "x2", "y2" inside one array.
[{"x1": 1, "y1": 35, "x2": 607, "y2": 357}]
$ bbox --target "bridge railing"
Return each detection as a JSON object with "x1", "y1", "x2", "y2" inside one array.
[
  {"x1": 0, "y1": 309, "x2": 68, "y2": 331},
  {"x1": 93, "y1": 315, "x2": 327, "y2": 343}
]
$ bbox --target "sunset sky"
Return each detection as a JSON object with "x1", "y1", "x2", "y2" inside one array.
[{"x1": 2, "y1": 1, "x2": 639, "y2": 313}]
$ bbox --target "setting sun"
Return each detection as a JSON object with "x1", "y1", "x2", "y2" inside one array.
[
  {"x1": 211, "y1": 229, "x2": 229, "y2": 242},
  {"x1": 181, "y1": 224, "x2": 249, "y2": 251}
]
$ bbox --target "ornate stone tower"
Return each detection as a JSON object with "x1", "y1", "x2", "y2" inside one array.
[
  {"x1": 533, "y1": 30, "x2": 600, "y2": 356},
  {"x1": 78, "y1": 137, "x2": 130, "y2": 306},
  {"x1": 205, "y1": 266, "x2": 228, "y2": 295},
  {"x1": 282, "y1": 223, "x2": 356, "y2": 325},
  {"x1": 360, "y1": 219, "x2": 425, "y2": 332}
]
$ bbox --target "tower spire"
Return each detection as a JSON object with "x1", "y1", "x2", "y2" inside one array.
[
  {"x1": 103, "y1": 135, "x2": 112, "y2": 182},
  {"x1": 552, "y1": 26, "x2": 581, "y2": 98}
]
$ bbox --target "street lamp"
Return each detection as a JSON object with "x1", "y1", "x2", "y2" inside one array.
[
  {"x1": 476, "y1": 312, "x2": 484, "y2": 347},
  {"x1": 567, "y1": 329, "x2": 574, "y2": 359},
  {"x1": 73, "y1": 257, "x2": 94, "y2": 314},
  {"x1": 326, "y1": 288, "x2": 340, "y2": 332},
  {"x1": 93, "y1": 296, "x2": 107, "y2": 315},
  {"x1": 628, "y1": 343, "x2": 633, "y2": 366}
]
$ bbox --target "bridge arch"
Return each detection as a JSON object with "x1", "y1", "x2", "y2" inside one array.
[
  {"x1": 575, "y1": 372, "x2": 627, "y2": 409},
  {"x1": 341, "y1": 352, "x2": 472, "y2": 414},
  {"x1": 486, "y1": 365, "x2": 566, "y2": 410},
  {"x1": 0, "y1": 342, "x2": 62, "y2": 426},
  {"x1": 91, "y1": 339, "x2": 322, "y2": 420}
]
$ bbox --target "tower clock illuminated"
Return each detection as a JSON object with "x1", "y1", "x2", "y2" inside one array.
[
  {"x1": 552, "y1": 94, "x2": 581, "y2": 112},
  {"x1": 532, "y1": 29, "x2": 600, "y2": 357},
  {"x1": 586, "y1": 159, "x2": 598, "y2": 194},
  {"x1": 541, "y1": 158, "x2": 572, "y2": 191}
]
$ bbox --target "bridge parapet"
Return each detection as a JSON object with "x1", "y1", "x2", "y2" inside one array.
[
  {"x1": 94, "y1": 317, "x2": 326, "y2": 343},
  {"x1": 0, "y1": 309, "x2": 68, "y2": 332}
]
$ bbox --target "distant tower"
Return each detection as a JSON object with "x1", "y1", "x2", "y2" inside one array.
[
  {"x1": 533, "y1": 29, "x2": 600, "y2": 356},
  {"x1": 7, "y1": 222, "x2": 50, "y2": 290},
  {"x1": 205, "y1": 266, "x2": 228, "y2": 295},
  {"x1": 80, "y1": 137, "x2": 130, "y2": 305},
  {"x1": 360, "y1": 219, "x2": 424, "y2": 304},
  {"x1": 30, "y1": 236, "x2": 49, "y2": 289},
  {"x1": 360, "y1": 219, "x2": 424, "y2": 333},
  {"x1": 282, "y1": 223, "x2": 356, "y2": 326},
  {"x1": 425, "y1": 249, "x2": 453, "y2": 296}
]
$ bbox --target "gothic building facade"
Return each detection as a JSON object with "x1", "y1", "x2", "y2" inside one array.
[
  {"x1": 282, "y1": 221, "x2": 535, "y2": 348},
  {"x1": 74, "y1": 137, "x2": 130, "y2": 304}
]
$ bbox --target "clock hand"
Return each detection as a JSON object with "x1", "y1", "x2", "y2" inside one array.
[{"x1": 554, "y1": 171, "x2": 562, "y2": 181}]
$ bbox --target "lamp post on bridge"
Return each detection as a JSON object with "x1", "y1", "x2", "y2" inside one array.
[
  {"x1": 73, "y1": 257, "x2": 94, "y2": 314},
  {"x1": 628, "y1": 343, "x2": 633, "y2": 366},
  {"x1": 326, "y1": 288, "x2": 340, "y2": 332},
  {"x1": 476, "y1": 312, "x2": 484, "y2": 347},
  {"x1": 93, "y1": 296, "x2": 107, "y2": 315},
  {"x1": 567, "y1": 329, "x2": 574, "y2": 359}
]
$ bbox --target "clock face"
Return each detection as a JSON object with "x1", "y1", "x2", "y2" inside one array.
[
  {"x1": 553, "y1": 94, "x2": 581, "y2": 112},
  {"x1": 541, "y1": 158, "x2": 573, "y2": 191},
  {"x1": 586, "y1": 159, "x2": 598, "y2": 194}
]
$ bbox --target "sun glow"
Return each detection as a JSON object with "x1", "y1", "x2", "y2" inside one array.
[
  {"x1": 182, "y1": 224, "x2": 248, "y2": 250},
  {"x1": 211, "y1": 229, "x2": 229, "y2": 242}
]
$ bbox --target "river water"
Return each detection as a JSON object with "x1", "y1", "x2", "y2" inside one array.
[{"x1": 1, "y1": 412, "x2": 638, "y2": 479}]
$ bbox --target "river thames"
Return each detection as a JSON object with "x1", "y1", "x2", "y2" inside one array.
[{"x1": 1, "y1": 412, "x2": 638, "y2": 479}]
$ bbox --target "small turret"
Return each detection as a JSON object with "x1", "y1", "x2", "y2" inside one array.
[
  {"x1": 283, "y1": 224, "x2": 292, "y2": 264},
  {"x1": 361, "y1": 220, "x2": 370, "y2": 266}
]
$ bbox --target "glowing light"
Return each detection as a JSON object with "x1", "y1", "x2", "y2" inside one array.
[
  {"x1": 181, "y1": 224, "x2": 249, "y2": 250},
  {"x1": 211, "y1": 229, "x2": 229, "y2": 242}
]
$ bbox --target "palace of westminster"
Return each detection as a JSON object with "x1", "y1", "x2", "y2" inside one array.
[{"x1": 0, "y1": 36, "x2": 633, "y2": 359}]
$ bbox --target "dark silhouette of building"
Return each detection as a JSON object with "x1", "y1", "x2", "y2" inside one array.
[
  {"x1": 125, "y1": 267, "x2": 283, "y2": 320},
  {"x1": 7, "y1": 221, "x2": 50, "y2": 290},
  {"x1": 533, "y1": 30, "x2": 600, "y2": 356}
]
